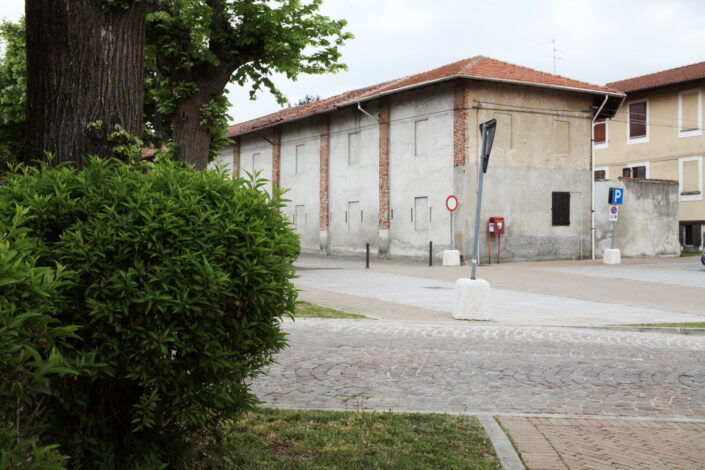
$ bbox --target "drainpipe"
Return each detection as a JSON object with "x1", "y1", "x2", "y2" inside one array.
[
  {"x1": 357, "y1": 102, "x2": 378, "y2": 122},
  {"x1": 591, "y1": 94, "x2": 609, "y2": 260}
]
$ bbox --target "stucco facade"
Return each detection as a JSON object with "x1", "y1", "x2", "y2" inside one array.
[
  {"x1": 595, "y1": 68, "x2": 705, "y2": 249},
  {"x1": 220, "y1": 56, "x2": 621, "y2": 262}
]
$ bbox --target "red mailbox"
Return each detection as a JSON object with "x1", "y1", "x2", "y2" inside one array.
[
  {"x1": 488, "y1": 217, "x2": 505, "y2": 235},
  {"x1": 487, "y1": 217, "x2": 505, "y2": 264}
]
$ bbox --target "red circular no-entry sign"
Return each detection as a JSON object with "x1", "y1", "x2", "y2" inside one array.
[{"x1": 446, "y1": 195, "x2": 458, "y2": 212}]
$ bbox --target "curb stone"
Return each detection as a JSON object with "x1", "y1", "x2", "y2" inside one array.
[{"x1": 477, "y1": 415, "x2": 525, "y2": 470}]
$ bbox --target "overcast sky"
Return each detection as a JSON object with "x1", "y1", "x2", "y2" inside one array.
[{"x1": 3, "y1": 1, "x2": 705, "y2": 124}]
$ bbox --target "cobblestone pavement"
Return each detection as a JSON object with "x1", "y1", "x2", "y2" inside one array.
[
  {"x1": 252, "y1": 319, "x2": 705, "y2": 468},
  {"x1": 253, "y1": 319, "x2": 705, "y2": 418}
]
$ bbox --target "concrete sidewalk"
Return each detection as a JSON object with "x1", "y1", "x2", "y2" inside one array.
[{"x1": 295, "y1": 253, "x2": 705, "y2": 327}]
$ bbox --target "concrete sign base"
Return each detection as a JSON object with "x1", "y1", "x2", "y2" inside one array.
[
  {"x1": 452, "y1": 278, "x2": 491, "y2": 320},
  {"x1": 603, "y1": 248, "x2": 621, "y2": 265},
  {"x1": 443, "y1": 250, "x2": 461, "y2": 266}
]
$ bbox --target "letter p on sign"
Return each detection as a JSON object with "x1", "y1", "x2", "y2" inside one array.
[{"x1": 609, "y1": 187, "x2": 624, "y2": 205}]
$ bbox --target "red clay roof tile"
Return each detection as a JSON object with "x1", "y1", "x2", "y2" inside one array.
[
  {"x1": 228, "y1": 55, "x2": 622, "y2": 138},
  {"x1": 607, "y1": 61, "x2": 705, "y2": 93}
]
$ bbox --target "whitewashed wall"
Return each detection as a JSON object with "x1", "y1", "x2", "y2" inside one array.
[
  {"x1": 328, "y1": 103, "x2": 380, "y2": 254},
  {"x1": 279, "y1": 119, "x2": 321, "y2": 251},
  {"x1": 388, "y1": 83, "x2": 455, "y2": 257}
]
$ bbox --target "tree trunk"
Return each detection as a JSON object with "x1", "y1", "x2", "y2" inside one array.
[
  {"x1": 171, "y1": 66, "x2": 234, "y2": 171},
  {"x1": 172, "y1": 93, "x2": 213, "y2": 171},
  {"x1": 24, "y1": 0, "x2": 147, "y2": 168}
]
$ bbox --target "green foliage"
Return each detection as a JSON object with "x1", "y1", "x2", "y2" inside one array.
[
  {"x1": 0, "y1": 19, "x2": 26, "y2": 170},
  {"x1": 0, "y1": 205, "x2": 77, "y2": 469},
  {"x1": 0, "y1": 159, "x2": 299, "y2": 468},
  {"x1": 145, "y1": 0, "x2": 353, "y2": 162}
]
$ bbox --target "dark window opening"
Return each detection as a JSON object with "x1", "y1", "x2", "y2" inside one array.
[
  {"x1": 623, "y1": 166, "x2": 646, "y2": 178},
  {"x1": 552, "y1": 191, "x2": 570, "y2": 226},
  {"x1": 594, "y1": 170, "x2": 606, "y2": 181},
  {"x1": 684, "y1": 224, "x2": 693, "y2": 246}
]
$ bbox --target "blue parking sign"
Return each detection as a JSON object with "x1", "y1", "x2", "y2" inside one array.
[{"x1": 609, "y1": 187, "x2": 624, "y2": 205}]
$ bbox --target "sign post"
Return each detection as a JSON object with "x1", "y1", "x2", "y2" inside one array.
[
  {"x1": 446, "y1": 195, "x2": 458, "y2": 250},
  {"x1": 471, "y1": 119, "x2": 497, "y2": 280},
  {"x1": 609, "y1": 205, "x2": 619, "y2": 248}
]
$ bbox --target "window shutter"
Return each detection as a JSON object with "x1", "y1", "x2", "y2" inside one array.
[
  {"x1": 681, "y1": 92, "x2": 699, "y2": 132},
  {"x1": 629, "y1": 102, "x2": 647, "y2": 137},
  {"x1": 594, "y1": 121, "x2": 606, "y2": 143},
  {"x1": 683, "y1": 160, "x2": 699, "y2": 193},
  {"x1": 632, "y1": 166, "x2": 646, "y2": 178},
  {"x1": 552, "y1": 192, "x2": 570, "y2": 226},
  {"x1": 622, "y1": 167, "x2": 632, "y2": 177}
]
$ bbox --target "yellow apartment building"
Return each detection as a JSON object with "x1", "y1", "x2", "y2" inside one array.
[{"x1": 594, "y1": 62, "x2": 705, "y2": 249}]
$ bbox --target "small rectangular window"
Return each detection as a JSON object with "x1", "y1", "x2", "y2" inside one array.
[
  {"x1": 552, "y1": 192, "x2": 570, "y2": 226},
  {"x1": 594, "y1": 170, "x2": 606, "y2": 181},
  {"x1": 553, "y1": 120, "x2": 570, "y2": 155},
  {"x1": 632, "y1": 166, "x2": 646, "y2": 178},
  {"x1": 628, "y1": 101, "x2": 647, "y2": 138},
  {"x1": 348, "y1": 132, "x2": 360, "y2": 164},
  {"x1": 414, "y1": 119, "x2": 428, "y2": 157},
  {"x1": 414, "y1": 197, "x2": 428, "y2": 231},
  {"x1": 593, "y1": 120, "x2": 606, "y2": 144},
  {"x1": 295, "y1": 144, "x2": 305, "y2": 173},
  {"x1": 348, "y1": 201, "x2": 360, "y2": 232},
  {"x1": 294, "y1": 205, "x2": 305, "y2": 232},
  {"x1": 683, "y1": 160, "x2": 699, "y2": 193}
]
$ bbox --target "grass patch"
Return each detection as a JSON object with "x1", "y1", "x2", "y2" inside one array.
[
  {"x1": 295, "y1": 302, "x2": 370, "y2": 320},
  {"x1": 222, "y1": 408, "x2": 500, "y2": 469},
  {"x1": 628, "y1": 322, "x2": 705, "y2": 328},
  {"x1": 681, "y1": 250, "x2": 702, "y2": 257}
]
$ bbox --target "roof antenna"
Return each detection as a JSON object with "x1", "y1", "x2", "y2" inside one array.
[{"x1": 545, "y1": 39, "x2": 563, "y2": 74}]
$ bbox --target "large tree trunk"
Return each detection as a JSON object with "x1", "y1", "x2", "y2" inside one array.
[
  {"x1": 171, "y1": 67, "x2": 234, "y2": 171},
  {"x1": 24, "y1": 0, "x2": 147, "y2": 168},
  {"x1": 172, "y1": 93, "x2": 214, "y2": 171}
]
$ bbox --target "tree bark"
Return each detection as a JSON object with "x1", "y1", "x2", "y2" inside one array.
[
  {"x1": 172, "y1": 64, "x2": 235, "y2": 171},
  {"x1": 171, "y1": 92, "x2": 214, "y2": 171},
  {"x1": 24, "y1": 0, "x2": 147, "y2": 168}
]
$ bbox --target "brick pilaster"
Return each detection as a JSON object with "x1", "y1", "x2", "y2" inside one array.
[
  {"x1": 319, "y1": 116, "x2": 330, "y2": 253},
  {"x1": 232, "y1": 139, "x2": 240, "y2": 179},
  {"x1": 453, "y1": 79, "x2": 468, "y2": 167},
  {"x1": 378, "y1": 98, "x2": 390, "y2": 230},
  {"x1": 272, "y1": 127, "x2": 281, "y2": 187},
  {"x1": 378, "y1": 98, "x2": 391, "y2": 256},
  {"x1": 319, "y1": 116, "x2": 330, "y2": 231}
]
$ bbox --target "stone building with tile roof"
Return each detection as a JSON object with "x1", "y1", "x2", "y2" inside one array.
[
  {"x1": 594, "y1": 61, "x2": 705, "y2": 249},
  {"x1": 213, "y1": 56, "x2": 624, "y2": 261}
]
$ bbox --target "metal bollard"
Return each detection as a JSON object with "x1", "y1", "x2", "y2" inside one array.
[
  {"x1": 429, "y1": 241, "x2": 433, "y2": 266},
  {"x1": 365, "y1": 242, "x2": 370, "y2": 268}
]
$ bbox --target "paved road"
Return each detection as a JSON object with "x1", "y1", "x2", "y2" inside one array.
[
  {"x1": 296, "y1": 268, "x2": 705, "y2": 326},
  {"x1": 253, "y1": 319, "x2": 705, "y2": 419}
]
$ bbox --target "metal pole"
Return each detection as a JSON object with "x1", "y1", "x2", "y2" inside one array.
[
  {"x1": 429, "y1": 241, "x2": 433, "y2": 266},
  {"x1": 365, "y1": 243, "x2": 370, "y2": 268},
  {"x1": 611, "y1": 221, "x2": 615, "y2": 249},
  {"x1": 471, "y1": 151, "x2": 486, "y2": 280},
  {"x1": 450, "y1": 211, "x2": 454, "y2": 250}
]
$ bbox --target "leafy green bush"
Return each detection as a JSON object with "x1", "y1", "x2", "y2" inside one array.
[
  {"x1": 0, "y1": 205, "x2": 76, "y2": 469},
  {"x1": 0, "y1": 159, "x2": 299, "y2": 468}
]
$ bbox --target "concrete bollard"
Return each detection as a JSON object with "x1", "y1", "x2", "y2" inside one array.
[
  {"x1": 442, "y1": 250, "x2": 461, "y2": 266},
  {"x1": 452, "y1": 278, "x2": 491, "y2": 320},
  {"x1": 603, "y1": 248, "x2": 621, "y2": 265}
]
